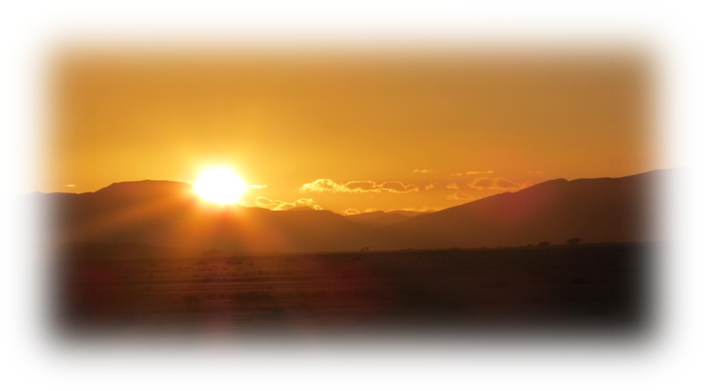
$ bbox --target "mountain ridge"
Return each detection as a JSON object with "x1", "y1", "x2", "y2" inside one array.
[
  {"x1": 381, "y1": 169, "x2": 661, "y2": 249},
  {"x1": 36, "y1": 169, "x2": 664, "y2": 253}
]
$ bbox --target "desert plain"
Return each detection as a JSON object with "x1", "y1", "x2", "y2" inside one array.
[{"x1": 17, "y1": 242, "x2": 687, "y2": 375}]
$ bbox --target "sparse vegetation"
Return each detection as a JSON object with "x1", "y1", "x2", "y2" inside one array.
[{"x1": 59, "y1": 243, "x2": 647, "y2": 334}]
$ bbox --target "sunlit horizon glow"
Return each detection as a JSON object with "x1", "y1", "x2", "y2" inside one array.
[
  {"x1": 49, "y1": 49, "x2": 656, "y2": 212},
  {"x1": 194, "y1": 167, "x2": 247, "y2": 205}
]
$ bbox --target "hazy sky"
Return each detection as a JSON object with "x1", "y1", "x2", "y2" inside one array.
[{"x1": 48, "y1": 48, "x2": 655, "y2": 214}]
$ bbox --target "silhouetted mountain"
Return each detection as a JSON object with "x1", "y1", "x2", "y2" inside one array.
[
  {"x1": 39, "y1": 170, "x2": 663, "y2": 255},
  {"x1": 391, "y1": 210, "x2": 430, "y2": 217},
  {"x1": 46, "y1": 180, "x2": 370, "y2": 253},
  {"x1": 286, "y1": 206, "x2": 318, "y2": 212},
  {"x1": 344, "y1": 210, "x2": 430, "y2": 227},
  {"x1": 380, "y1": 170, "x2": 662, "y2": 249}
]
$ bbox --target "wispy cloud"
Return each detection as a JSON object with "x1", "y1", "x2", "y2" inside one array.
[
  {"x1": 452, "y1": 170, "x2": 494, "y2": 177},
  {"x1": 255, "y1": 197, "x2": 323, "y2": 211},
  {"x1": 342, "y1": 206, "x2": 438, "y2": 215},
  {"x1": 466, "y1": 177, "x2": 533, "y2": 191},
  {"x1": 340, "y1": 208, "x2": 362, "y2": 215},
  {"x1": 65, "y1": 184, "x2": 76, "y2": 188},
  {"x1": 447, "y1": 191, "x2": 476, "y2": 201},
  {"x1": 345, "y1": 181, "x2": 377, "y2": 192},
  {"x1": 468, "y1": 178, "x2": 494, "y2": 189},
  {"x1": 246, "y1": 184, "x2": 268, "y2": 189},
  {"x1": 398, "y1": 206, "x2": 442, "y2": 213},
  {"x1": 379, "y1": 181, "x2": 418, "y2": 193},
  {"x1": 411, "y1": 169, "x2": 432, "y2": 173},
  {"x1": 298, "y1": 179, "x2": 418, "y2": 194}
]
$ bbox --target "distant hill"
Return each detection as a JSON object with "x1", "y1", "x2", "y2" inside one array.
[
  {"x1": 380, "y1": 170, "x2": 662, "y2": 249},
  {"x1": 37, "y1": 170, "x2": 664, "y2": 254},
  {"x1": 343, "y1": 210, "x2": 431, "y2": 227},
  {"x1": 45, "y1": 180, "x2": 370, "y2": 253},
  {"x1": 286, "y1": 206, "x2": 318, "y2": 212}
]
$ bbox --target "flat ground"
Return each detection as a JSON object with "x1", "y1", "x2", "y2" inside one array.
[{"x1": 54, "y1": 243, "x2": 651, "y2": 338}]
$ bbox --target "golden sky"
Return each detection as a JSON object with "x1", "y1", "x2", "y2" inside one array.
[{"x1": 48, "y1": 47, "x2": 654, "y2": 214}]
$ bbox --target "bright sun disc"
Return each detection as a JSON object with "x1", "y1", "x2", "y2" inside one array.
[{"x1": 194, "y1": 167, "x2": 247, "y2": 204}]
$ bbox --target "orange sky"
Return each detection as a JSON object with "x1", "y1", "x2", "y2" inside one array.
[{"x1": 48, "y1": 47, "x2": 655, "y2": 214}]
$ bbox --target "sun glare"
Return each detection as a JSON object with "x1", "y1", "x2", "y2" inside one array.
[{"x1": 194, "y1": 167, "x2": 247, "y2": 204}]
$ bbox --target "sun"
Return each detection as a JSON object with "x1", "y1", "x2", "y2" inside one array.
[{"x1": 194, "y1": 167, "x2": 247, "y2": 204}]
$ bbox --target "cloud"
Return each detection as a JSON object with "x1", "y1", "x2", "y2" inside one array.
[
  {"x1": 379, "y1": 181, "x2": 418, "y2": 192},
  {"x1": 298, "y1": 179, "x2": 418, "y2": 194},
  {"x1": 298, "y1": 179, "x2": 342, "y2": 193},
  {"x1": 343, "y1": 207, "x2": 438, "y2": 215},
  {"x1": 255, "y1": 196, "x2": 323, "y2": 211},
  {"x1": 411, "y1": 169, "x2": 432, "y2": 173},
  {"x1": 246, "y1": 184, "x2": 268, "y2": 189},
  {"x1": 468, "y1": 178, "x2": 495, "y2": 189},
  {"x1": 424, "y1": 183, "x2": 436, "y2": 190},
  {"x1": 447, "y1": 191, "x2": 476, "y2": 201},
  {"x1": 345, "y1": 181, "x2": 377, "y2": 192},
  {"x1": 452, "y1": 170, "x2": 494, "y2": 176},
  {"x1": 65, "y1": 184, "x2": 76, "y2": 188},
  {"x1": 340, "y1": 208, "x2": 361, "y2": 215},
  {"x1": 446, "y1": 183, "x2": 460, "y2": 189},
  {"x1": 398, "y1": 206, "x2": 442, "y2": 213},
  {"x1": 466, "y1": 177, "x2": 534, "y2": 191},
  {"x1": 495, "y1": 178, "x2": 518, "y2": 189}
]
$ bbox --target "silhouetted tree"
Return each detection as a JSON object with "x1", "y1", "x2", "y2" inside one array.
[
  {"x1": 567, "y1": 238, "x2": 581, "y2": 245},
  {"x1": 538, "y1": 241, "x2": 551, "y2": 247}
]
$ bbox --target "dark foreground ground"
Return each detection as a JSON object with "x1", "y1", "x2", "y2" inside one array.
[{"x1": 54, "y1": 243, "x2": 652, "y2": 339}]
